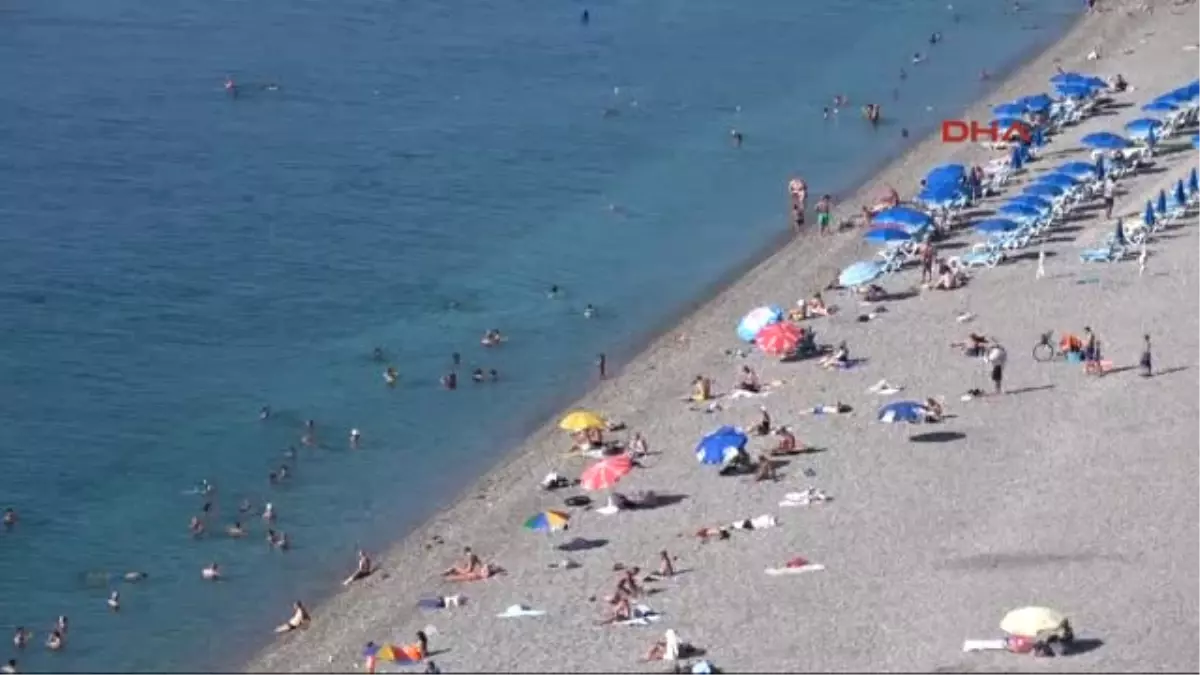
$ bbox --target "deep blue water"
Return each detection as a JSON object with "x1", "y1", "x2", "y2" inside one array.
[{"x1": 0, "y1": 0, "x2": 1078, "y2": 670}]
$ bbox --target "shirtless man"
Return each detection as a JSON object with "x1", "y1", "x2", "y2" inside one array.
[
  {"x1": 444, "y1": 547, "x2": 482, "y2": 577},
  {"x1": 343, "y1": 550, "x2": 374, "y2": 586}
]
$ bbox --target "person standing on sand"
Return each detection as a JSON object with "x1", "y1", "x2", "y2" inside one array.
[
  {"x1": 1139, "y1": 334, "x2": 1153, "y2": 377},
  {"x1": 920, "y1": 242, "x2": 936, "y2": 283},
  {"x1": 597, "y1": 353, "x2": 607, "y2": 379},
  {"x1": 788, "y1": 177, "x2": 807, "y2": 232},
  {"x1": 815, "y1": 195, "x2": 833, "y2": 235},
  {"x1": 1102, "y1": 176, "x2": 1116, "y2": 219},
  {"x1": 985, "y1": 342, "x2": 1007, "y2": 395}
]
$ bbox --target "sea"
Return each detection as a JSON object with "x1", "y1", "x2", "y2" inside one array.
[{"x1": 0, "y1": 0, "x2": 1079, "y2": 670}]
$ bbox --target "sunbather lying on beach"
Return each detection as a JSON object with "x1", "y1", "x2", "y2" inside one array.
[
  {"x1": 800, "y1": 402, "x2": 852, "y2": 415},
  {"x1": 694, "y1": 526, "x2": 731, "y2": 542},
  {"x1": 690, "y1": 376, "x2": 713, "y2": 402},
  {"x1": 771, "y1": 427, "x2": 803, "y2": 455},
  {"x1": 596, "y1": 596, "x2": 632, "y2": 625},
  {"x1": 951, "y1": 333, "x2": 990, "y2": 357},
  {"x1": 819, "y1": 342, "x2": 850, "y2": 369},
  {"x1": 274, "y1": 601, "x2": 310, "y2": 633},
  {"x1": 800, "y1": 293, "x2": 831, "y2": 318},
  {"x1": 932, "y1": 261, "x2": 967, "y2": 290},
  {"x1": 920, "y1": 398, "x2": 945, "y2": 422}
]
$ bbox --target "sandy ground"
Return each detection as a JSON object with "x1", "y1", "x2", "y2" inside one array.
[{"x1": 249, "y1": 3, "x2": 1200, "y2": 672}]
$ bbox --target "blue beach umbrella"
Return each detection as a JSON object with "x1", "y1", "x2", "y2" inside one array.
[
  {"x1": 926, "y1": 164, "x2": 966, "y2": 184},
  {"x1": 1036, "y1": 173, "x2": 1078, "y2": 189},
  {"x1": 1050, "y1": 72, "x2": 1086, "y2": 84},
  {"x1": 1125, "y1": 118, "x2": 1163, "y2": 134},
  {"x1": 1175, "y1": 180, "x2": 1187, "y2": 208},
  {"x1": 1080, "y1": 132, "x2": 1132, "y2": 150},
  {"x1": 992, "y1": 103, "x2": 1026, "y2": 117},
  {"x1": 1190, "y1": 168, "x2": 1199, "y2": 195},
  {"x1": 1165, "y1": 86, "x2": 1198, "y2": 105},
  {"x1": 695, "y1": 426, "x2": 747, "y2": 466},
  {"x1": 1056, "y1": 162, "x2": 1097, "y2": 178},
  {"x1": 991, "y1": 116, "x2": 1027, "y2": 131},
  {"x1": 864, "y1": 227, "x2": 912, "y2": 244},
  {"x1": 975, "y1": 218, "x2": 1020, "y2": 234},
  {"x1": 1020, "y1": 93, "x2": 1053, "y2": 112},
  {"x1": 873, "y1": 206, "x2": 932, "y2": 228},
  {"x1": 838, "y1": 260, "x2": 884, "y2": 288},
  {"x1": 1023, "y1": 183, "x2": 1064, "y2": 198},
  {"x1": 1142, "y1": 100, "x2": 1178, "y2": 113},
  {"x1": 998, "y1": 203, "x2": 1043, "y2": 219},
  {"x1": 1156, "y1": 190, "x2": 1168, "y2": 216},
  {"x1": 1055, "y1": 83, "x2": 1094, "y2": 98},
  {"x1": 1007, "y1": 196, "x2": 1052, "y2": 213},
  {"x1": 1143, "y1": 201, "x2": 1155, "y2": 227},
  {"x1": 736, "y1": 306, "x2": 783, "y2": 343},
  {"x1": 878, "y1": 401, "x2": 927, "y2": 424}
]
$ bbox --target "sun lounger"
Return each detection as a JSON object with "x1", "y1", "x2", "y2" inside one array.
[
  {"x1": 1079, "y1": 245, "x2": 1127, "y2": 263},
  {"x1": 956, "y1": 250, "x2": 1005, "y2": 268}
]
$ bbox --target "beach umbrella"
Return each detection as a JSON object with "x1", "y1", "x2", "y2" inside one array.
[
  {"x1": 1124, "y1": 118, "x2": 1163, "y2": 134},
  {"x1": 1143, "y1": 201, "x2": 1156, "y2": 226},
  {"x1": 1024, "y1": 183, "x2": 1064, "y2": 198},
  {"x1": 363, "y1": 642, "x2": 423, "y2": 664},
  {"x1": 1080, "y1": 132, "x2": 1131, "y2": 150},
  {"x1": 992, "y1": 103, "x2": 1026, "y2": 117},
  {"x1": 755, "y1": 322, "x2": 803, "y2": 357},
  {"x1": 1142, "y1": 99, "x2": 1178, "y2": 113},
  {"x1": 864, "y1": 227, "x2": 912, "y2": 244},
  {"x1": 1001, "y1": 607, "x2": 1068, "y2": 639},
  {"x1": 1156, "y1": 190, "x2": 1168, "y2": 216},
  {"x1": 838, "y1": 260, "x2": 884, "y2": 288},
  {"x1": 524, "y1": 510, "x2": 570, "y2": 533},
  {"x1": 975, "y1": 218, "x2": 1020, "y2": 234},
  {"x1": 991, "y1": 115, "x2": 1027, "y2": 131},
  {"x1": 695, "y1": 426, "x2": 747, "y2": 466},
  {"x1": 1020, "y1": 93, "x2": 1053, "y2": 112},
  {"x1": 1165, "y1": 85, "x2": 1199, "y2": 105},
  {"x1": 736, "y1": 306, "x2": 783, "y2": 342},
  {"x1": 877, "y1": 400, "x2": 926, "y2": 424},
  {"x1": 1056, "y1": 161, "x2": 1097, "y2": 178},
  {"x1": 1055, "y1": 82, "x2": 1094, "y2": 98},
  {"x1": 1036, "y1": 173, "x2": 1078, "y2": 189},
  {"x1": 1006, "y1": 197, "x2": 1051, "y2": 215},
  {"x1": 873, "y1": 206, "x2": 932, "y2": 228},
  {"x1": 1190, "y1": 168, "x2": 1199, "y2": 195},
  {"x1": 926, "y1": 163, "x2": 966, "y2": 183},
  {"x1": 559, "y1": 410, "x2": 606, "y2": 432},
  {"x1": 1174, "y1": 180, "x2": 1187, "y2": 208},
  {"x1": 998, "y1": 203, "x2": 1043, "y2": 219},
  {"x1": 580, "y1": 454, "x2": 633, "y2": 491}
]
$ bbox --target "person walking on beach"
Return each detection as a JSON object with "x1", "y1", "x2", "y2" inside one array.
[
  {"x1": 597, "y1": 353, "x2": 607, "y2": 380},
  {"x1": 815, "y1": 195, "x2": 833, "y2": 235},
  {"x1": 1139, "y1": 334, "x2": 1153, "y2": 377},
  {"x1": 920, "y1": 241, "x2": 936, "y2": 283},
  {"x1": 985, "y1": 341, "x2": 1007, "y2": 395},
  {"x1": 788, "y1": 177, "x2": 807, "y2": 232},
  {"x1": 1102, "y1": 176, "x2": 1116, "y2": 219}
]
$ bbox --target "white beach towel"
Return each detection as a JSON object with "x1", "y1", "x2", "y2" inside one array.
[
  {"x1": 765, "y1": 563, "x2": 825, "y2": 576},
  {"x1": 779, "y1": 488, "x2": 831, "y2": 507},
  {"x1": 662, "y1": 629, "x2": 681, "y2": 661},
  {"x1": 617, "y1": 604, "x2": 661, "y2": 626},
  {"x1": 497, "y1": 604, "x2": 546, "y2": 618},
  {"x1": 729, "y1": 389, "x2": 771, "y2": 400},
  {"x1": 962, "y1": 639, "x2": 1007, "y2": 652},
  {"x1": 867, "y1": 379, "x2": 903, "y2": 395}
]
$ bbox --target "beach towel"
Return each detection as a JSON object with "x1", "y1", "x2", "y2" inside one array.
[
  {"x1": 617, "y1": 604, "x2": 661, "y2": 626},
  {"x1": 692, "y1": 660, "x2": 715, "y2": 674},
  {"x1": 731, "y1": 514, "x2": 776, "y2": 530},
  {"x1": 867, "y1": 379, "x2": 903, "y2": 396},
  {"x1": 496, "y1": 604, "x2": 546, "y2": 619},
  {"x1": 962, "y1": 639, "x2": 1008, "y2": 652},
  {"x1": 779, "y1": 488, "x2": 830, "y2": 507}
]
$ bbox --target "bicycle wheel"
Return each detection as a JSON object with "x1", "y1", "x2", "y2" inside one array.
[{"x1": 1032, "y1": 342, "x2": 1053, "y2": 362}]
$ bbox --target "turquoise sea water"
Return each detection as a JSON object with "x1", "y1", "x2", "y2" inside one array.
[{"x1": 0, "y1": 0, "x2": 1078, "y2": 670}]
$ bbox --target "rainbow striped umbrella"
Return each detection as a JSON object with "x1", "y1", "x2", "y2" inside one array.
[{"x1": 524, "y1": 510, "x2": 570, "y2": 533}]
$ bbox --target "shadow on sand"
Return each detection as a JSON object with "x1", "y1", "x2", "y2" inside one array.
[{"x1": 909, "y1": 430, "x2": 966, "y2": 443}]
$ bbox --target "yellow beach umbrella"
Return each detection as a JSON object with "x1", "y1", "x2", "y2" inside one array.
[
  {"x1": 1000, "y1": 606, "x2": 1067, "y2": 638},
  {"x1": 559, "y1": 410, "x2": 605, "y2": 432}
]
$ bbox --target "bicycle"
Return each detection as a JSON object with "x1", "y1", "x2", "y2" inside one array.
[{"x1": 1032, "y1": 331, "x2": 1062, "y2": 362}]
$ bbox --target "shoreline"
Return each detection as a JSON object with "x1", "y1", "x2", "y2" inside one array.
[{"x1": 248, "y1": 3, "x2": 1198, "y2": 672}]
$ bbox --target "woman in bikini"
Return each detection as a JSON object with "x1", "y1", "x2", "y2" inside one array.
[
  {"x1": 771, "y1": 427, "x2": 802, "y2": 456},
  {"x1": 343, "y1": 550, "x2": 374, "y2": 586},
  {"x1": 274, "y1": 601, "x2": 310, "y2": 633}
]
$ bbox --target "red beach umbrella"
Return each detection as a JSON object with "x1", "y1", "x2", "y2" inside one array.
[
  {"x1": 580, "y1": 453, "x2": 633, "y2": 491},
  {"x1": 755, "y1": 322, "x2": 803, "y2": 357}
]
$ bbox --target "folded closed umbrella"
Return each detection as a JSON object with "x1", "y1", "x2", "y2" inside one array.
[
  {"x1": 580, "y1": 454, "x2": 633, "y2": 491},
  {"x1": 1000, "y1": 606, "x2": 1068, "y2": 638},
  {"x1": 1190, "y1": 168, "x2": 1199, "y2": 194},
  {"x1": 559, "y1": 410, "x2": 606, "y2": 432},
  {"x1": 1156, "y1": 190, "x2": 1168, "y2": 215},
  {"x1": 1144, "y1": 201, "x2": 1156, "y2": 226},
  {"x1": 1175, "y1": 180, "x2": 1187, "y2": 207}
]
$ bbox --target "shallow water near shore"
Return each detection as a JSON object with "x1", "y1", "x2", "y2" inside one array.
[{"x1": 0, "y1": 0, "x2": 1079, "y2": 670}]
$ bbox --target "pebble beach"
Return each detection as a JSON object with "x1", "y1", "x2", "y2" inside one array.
[{"x1": 249, "y1": 3, "x2": 1200, "y2": 673}]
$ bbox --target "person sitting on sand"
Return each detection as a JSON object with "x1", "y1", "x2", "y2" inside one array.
[
  {"x1": 735, "y1": 365, "x2": 761, "y2": 393},
  {"x1": 771, "y1": 427, "x2": 802, "y2": 455},
  {"x1": 629, "y1": 432, "x2": 648, "y2": 457},
  {"x1": 343, "y1": 549, "x2": 374, "y2": 586},
  {"x1": 596, "y1": 595, "x2": 632, "y2": 625},
  {"x1": 445, "y1": 547, "x2": 482, "y2": 577},
  {"x1": 754, "y1": 454, "x2": 778, "y2": 482},
  {"x1": 751, "y1": 406, "x2": 771, "y2": 435},
  {"x1": 805, "y1": 293, "x2": 831, "y2": 317},
  {"x1": 583, "y1": 426, "x2": 604, "y2": 448},
  {"x1": 933, "y1": 260, "x2": 964, "y2": 290},
  {"x1": 819, "y1": 342, "x2": 850, "y2": 369},
  {"x1": 920, "y1": 398, "x2": 945, "y2": 422},
  {"x1": 690, "y1": 375, "x2": 713, "y2": 402},
  {"x1": 857, "y1": 284, "x2": 886, "y2": 302},
  {"x1": 1060, "y1": 333, "x2": 1084, "y2": 355},
  {"x1": 694, "y1": 526, "x2": 731, "y2": 542},
  {"x1": 613, "y1": 568, "x2": 643, "y2": 600},
  {"x1": 274, "y1": 601, "x2": 310, "y2": 633},
  {"x1": 951, "y1": 333, "x2": 990, "y2": 357}
]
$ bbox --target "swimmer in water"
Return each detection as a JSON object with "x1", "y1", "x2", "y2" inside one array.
[
  {"x1": 224, "y1": 77, "x2": 238, "y2": 99},
  {"x1": 441, "y1": 372, "x2": 458, "y2": 390},
  {"x1": 581, "y1": 9, "x2": 589, "y2": 24},
  {"x1": 912, "y1": 52, "x2": 925, "y2": 64},
  {"x1": 259, "y1": 406, "x2": 271, "y2": 420},
  {"x1": 481, "y1": 329, "x2": 503, "y2": 346},
  {"x1": 267, "y1": 529, "x2": 290, "y2": 551},
  {"x1": 452, "y1": 352, "x2": 461, "y2": 366},
  {"x1": 547, "y1": 284, "x2": 560, "y2": 298},
  {"x1": 263, "y1": 502, "x2": 276, "y2": 524},
  {"x1": 55, "y1": 617, "x2": 67, "y2": 635},
  {"x1": 350, "y1": 428, "x2": 361, "y2": 449},
  {"x1": 384, "y1": 366, "x2": 398, "y2": 386},
  {"x1": 372, "y1": 347, "x2": 385, "y2": 362},
  {"x1": 239, "y1": 498, "x2": 253, "y2": 515},
  {"x1": 583, "y1": 304, "x2": 596, "y2": 319},
  {"x1": 107, "y1": 591, "x2": 120, "y2": 612},
  {"x1": 227, "y1": 521, "x2": 247, "y2": 538},
  {"x1": 471, "y1": 368, "x2": 485, "y2": 383},
  {"x1": 202, "y1": 563, "x2": 221, "y2": 580},
  {"x1": 189, "y1": 516, "x2": 205, "y2": 538},
  {"x1": 3, "y1": 508, "x2": 16, "y2": 529},
  {"x1": 929, "y1": 32, "x2": 941, "y2": 44},
  {"x1": 730, "y1": 129, "x2": 743, "y2": 148},
  {"x1": 489, "y1": 368, "x2": 499, "y2": 382},
  {"x1": 45, "y1": 630, "x2": 63, "y2": 651},
  {"x1": 2, "y1": 658, "x2": 16, "y2": 674},
  {"x1": 823, "y1": 107, "x2": 830, "y2": 119},
  {"x1": 12, "y1": 628, "x2": 29, "y2": 649},
  {"x1": 301, "y1": 419, "x2": 316, "y2": 446}
]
